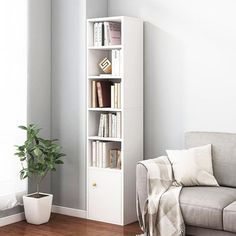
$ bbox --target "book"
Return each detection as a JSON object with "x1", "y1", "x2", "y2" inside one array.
[
  {"x1": 104, "y1": 114, "x2": 108, "y2": 138},
  {"x1": 111, "y1": 85, "x2": 115, "y2": 108},
  {"x1": 111, "y1": 50, "x2": 120, "y2": 76},
  {"x1": 91, "y1": 81, "x2": 97, "y2": 108},
  {"x1": 108, "y1": 113, "x2": 112, "y2": 137},
  {"x1": 109, "y1": 149, "x2": 121, "y2": 168},
  {"x1": 117, "y1": 150, "x2": 121, "y2": 169},
  {"x1": 98, "y1": 141, "x2": 103, "y2": 168},
  {"x1": 98, "y1": 114, "x2": 104, "y2": 137},
  {"x1": 107, "y1": 22, "x2": 121, "y2": 45},
  {"x1": 93, "y1": 23, "x2": 99, "y2": 46},
  {"x1": 102, "y1": 142, "x2": 117, "y2": 168},
  {"x1": 116, "y1": 112, "x2": 121, "y2": 138},
  {"x1": 96, "y1": 141, "x2": 99, "y2": 167},
  {"x1": 114, "y1": 83, "x2": 118, "y2": 108},
  {"x1": 117, "y1": 83, "x2": 121, "y2": 108},
  {"x1": 96, "y1": 81, "x2": 112, "y2": 107},
  {"x1": 92, "y1": 141, "x2": 97, "y2": 167},
  {"x1": 111, "y1": 114, "x2": 117, "y2": 138},
  {"x1": 97, "y1": 22, "x2": 103, "y2": 46}
]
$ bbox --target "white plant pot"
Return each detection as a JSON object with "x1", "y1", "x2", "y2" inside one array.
[{"x1": 23, "y1": 192, "x2": 53, "y2": 225}]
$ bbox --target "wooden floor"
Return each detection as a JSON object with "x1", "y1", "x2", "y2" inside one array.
[{"x1": 0, "y1": 214, "x2": 142, "y2": 236}]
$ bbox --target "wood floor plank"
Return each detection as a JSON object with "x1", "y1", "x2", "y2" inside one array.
[{"x1": 0, "y1": 214, "x2": 142, "y2": 236}]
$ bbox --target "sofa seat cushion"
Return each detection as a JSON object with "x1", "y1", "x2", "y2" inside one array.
[
  {"x1": 224, "y1": 201, "x2": 236, "y2": 233},
  {"x1": 180, "y1": 186, "x2": 236, "y2": 230}
]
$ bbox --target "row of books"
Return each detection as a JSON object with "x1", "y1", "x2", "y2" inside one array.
[
  {"x1": 91, "y1": 81, "x2": 121, "y2": 108},
  {"x1": 98, "y1": 112, "x2": 121, "y2": 138},
  {"x1": 91, "y1": 141, "x2": 121, "y2": 169},
  {"x1": 93, "y1": 22, "x2": 121, "y2": 46}
]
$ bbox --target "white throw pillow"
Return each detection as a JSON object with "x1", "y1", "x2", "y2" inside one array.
[{"x1": 166, "y1": 144, "x2": 219, "y2": 186}]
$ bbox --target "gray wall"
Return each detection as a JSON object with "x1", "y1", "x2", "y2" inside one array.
[
  {"x1": 108, "y1": 0, "x2": 236, "y2": 158},
  {"x1": 51, "y1": 0, "x2": 107, "y2": 210}
]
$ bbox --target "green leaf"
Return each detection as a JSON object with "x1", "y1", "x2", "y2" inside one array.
[
  {"x1": 55, "y1": 160, "x2": 64, "y2": 164},
  {"x1": 18, "y1": 125, "x2": 27, "y2": 130}
]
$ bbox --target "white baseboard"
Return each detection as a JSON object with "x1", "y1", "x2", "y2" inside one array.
[
  {"x1": 0, "y1": 212, "x2": 25, "y2": 227},
  {"x1": 52, "y1": 205, "x2": 87, "y2": 219}
]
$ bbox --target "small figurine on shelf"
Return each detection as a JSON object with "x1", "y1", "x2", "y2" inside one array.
[{"x1": 99, "y1": 57, "x2": 112, "y2": 74}]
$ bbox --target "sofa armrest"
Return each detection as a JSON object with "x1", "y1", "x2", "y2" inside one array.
[{"x1": 136, "y1": 162, "x2": 148, "y2": 213}]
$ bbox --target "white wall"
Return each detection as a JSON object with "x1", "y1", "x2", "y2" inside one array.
[{"x1": 108, "y1": 0, "x2": 236, "y2": 157}]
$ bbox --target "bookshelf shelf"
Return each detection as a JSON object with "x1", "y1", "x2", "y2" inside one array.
[
  {"x1": 88, "y1": 108, "x2": 122, "y2": 112},
  {"x1": 88, "y1": 166, "x2": 121, "y2": 173},
  {"x1": 88, "y1": 75, "x2": 122, "y2": 80},
  {"x1": 88, "y1": 136, "x2": 122, "y2": 142},
  {"x1": 88, "y1": 45, "x2": 122, "y2": 50},
  {"x1": 87, "y1": 16, "x2": 143, "y2": 226}
]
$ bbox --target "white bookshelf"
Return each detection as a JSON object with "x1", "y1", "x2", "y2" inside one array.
[{"x1": 87, "y1": 16, "x2": 143, "y2": 225}]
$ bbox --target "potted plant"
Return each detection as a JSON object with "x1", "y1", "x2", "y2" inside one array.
[{"x1": 15, "y1": 124, "x2": 65, "y2": 225}]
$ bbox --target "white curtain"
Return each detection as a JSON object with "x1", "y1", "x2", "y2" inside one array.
[{"x1": 0, "y1": 0, "x2": 27, "y2": 210}]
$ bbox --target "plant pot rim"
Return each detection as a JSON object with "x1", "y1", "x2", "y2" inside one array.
[{"x1": 24, "y1": 192, "x2": 53, "y2": 198}]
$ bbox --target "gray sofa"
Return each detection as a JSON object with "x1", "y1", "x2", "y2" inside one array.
[{"x1": 137, "y1": 132, "x2": 236, "y2": 236}]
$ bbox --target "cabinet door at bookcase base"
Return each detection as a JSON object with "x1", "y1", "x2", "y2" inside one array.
[{"x1": 88, "y1": 169, "x2": 122, "y2": 225}]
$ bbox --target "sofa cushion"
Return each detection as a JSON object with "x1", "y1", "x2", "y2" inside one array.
[
  {"x1": 223, "y1": 201, "x2": 236, "y2": 233},
  {"x1": 180, "y1": 186, "x2": 236, "y2": 230},
  {"x1": 185, "y1": 132, "x2": 236, "y2": 188}
]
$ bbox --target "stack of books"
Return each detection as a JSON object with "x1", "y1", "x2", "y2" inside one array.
[
  {"x1": 91, "y1": 81, "x2": 121, "y2": 108},
  {"x1": 93, "y1": 22, "x2": 121, "y2": 46},
  {"x1": 98, "y1": 112, "x2": 121, "y2": 138},
  {"x1": 91, "y1": 141, "x2": 121, "y2": 169}
]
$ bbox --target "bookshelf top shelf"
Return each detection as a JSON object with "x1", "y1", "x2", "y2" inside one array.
[
  {"x1": 88, "y1": 136, "x2": 122, "y2": 142},
  {"x1": 88, "y1": 45, "x2": 122, "y2": 50},
  {"x1": 87, "y1": 16, "x2": 142, "y2": 23}
]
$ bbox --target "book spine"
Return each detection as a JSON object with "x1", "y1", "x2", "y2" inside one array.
[
  {"x1": 104, "y1": 114, "x2": 108, "y2": 138},
  {"x1": 99, "y1": 142, "x2": 103, "y2": 168},
  {"x1": 108, "y1": 113, "x2": 112, "y2": 137},
  {"x1": 117, "y1": 50, "x2": 120, "y2": 76},
  {"x1": 98, "y1": 114, "x2": 103, "y2": 137},
  {"x1": 91, "y1": 81, "x2": 97, "y2": 108},
  {"x1": 114, "y1": 83, "x2": 118, "y2": 108},
  {"x1": 111, "y1": 85, "x2": 115, "y2": 108},
  {"x1": 116, "y1": 112, "x2": 121, "y2": 138},
  {"x1": 117, "y1": 150, "x2": 121, "y2": 169},
  {"x1": 96, "y1": 82, "x2": 103, "y2": 107},
  {"x1": 96, "y1": 141, "x2": 99, "y2": 167},
  {"x1": 112, "y1": 114, "x2": 117, "y2": 138},
  {"x1": 117, "y1": 82, "x2": 121, "y2": 109},
  {"x1": 109, "y1": 149, "x2": 117, "y2": 168},
  {"x1": 104, "y1": 22, "x2": 108, "y2": 46},
  {"x1": 102, "y1": 142, "x2": 109, "y2": 168},
  {"x1": 93, "y1": 23, "x2": 98, "y2": 46},
  {"x1": 101, "y1": 22, "x2": 104, "y2": 46},
  {"x1": 92, "y1": 141, "x2": 96, "y2": 167},
  {"x1": 98, "y1": 22, "x2": 102, "y2": 46}
]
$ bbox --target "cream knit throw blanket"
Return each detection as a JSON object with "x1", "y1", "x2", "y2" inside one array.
[{"x1": 137, "y1": 156, "x2": 185, "y2": 236}]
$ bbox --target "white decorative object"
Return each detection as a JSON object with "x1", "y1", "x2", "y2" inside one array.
[
  {"x1": 23, "y1": 193, "x2": 53, "y2": 225},
  {"x1": 166, "y1": 144, "x2": 219, "y2": 186},
  {"x1": 87, "y1": 16, "x2": 143, "y2": 225}
]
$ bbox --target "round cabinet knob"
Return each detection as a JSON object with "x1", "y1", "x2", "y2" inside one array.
[{"x1": 92, "y1": 182, "x2": 97, "y2": 187}]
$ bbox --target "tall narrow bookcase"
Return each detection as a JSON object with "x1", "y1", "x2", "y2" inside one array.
[{"x1": 87, "y1": 16, "x2": 143, "y2": 225}]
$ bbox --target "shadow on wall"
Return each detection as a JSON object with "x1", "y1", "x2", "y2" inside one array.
[{"x1": 143, "y1": 22, "x2": 185, "y2": 159}]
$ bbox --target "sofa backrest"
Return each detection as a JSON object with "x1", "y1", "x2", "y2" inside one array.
[{"x1": 185, "y1": 132, "x2": 236, "y2": 188}]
